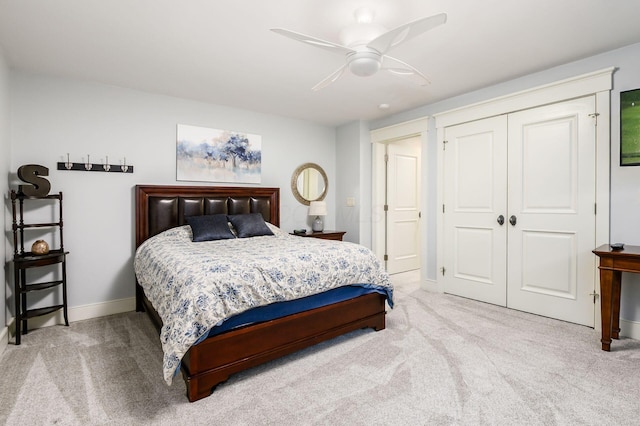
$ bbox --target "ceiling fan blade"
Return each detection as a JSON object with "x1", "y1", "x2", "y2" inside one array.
[
  {"x1": 270, "y1": 28, "x2": 355, "y2": 56},
  {"x1": 382, "y1": 55, "x2": 431, "y2": 86},
  {"x1": 367, "y1": 13, "x2": 447, "y2": 55},
  {"x1": 312, "y1": 64, "x2": 347, "y2": 91}
]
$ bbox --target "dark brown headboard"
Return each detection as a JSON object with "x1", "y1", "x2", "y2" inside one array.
[{"x1": 135, "y1": 185, "x2": 280, "y2": 248}]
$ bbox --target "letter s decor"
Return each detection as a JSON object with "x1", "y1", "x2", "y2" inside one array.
[{"x1": 17, "y1": 164, "x2": 51, "y2": 197}]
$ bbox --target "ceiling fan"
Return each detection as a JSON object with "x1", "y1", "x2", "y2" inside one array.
[{"x1": 271, "y1": 7, "x2": 447, "y2": 91}]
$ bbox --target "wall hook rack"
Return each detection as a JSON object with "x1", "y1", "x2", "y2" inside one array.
[{"x1": 57, "y1": 154, "x2": 134, "y2": 173}]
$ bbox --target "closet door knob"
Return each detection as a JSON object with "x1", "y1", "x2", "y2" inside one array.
[
  {"x1": 497, "y1": 215, "x2": 505, "y2": 225},
  {"x1": 509, "y1": 215, "x2": 517, "y2": 226}
]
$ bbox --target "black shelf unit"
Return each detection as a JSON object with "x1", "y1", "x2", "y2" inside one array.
[{"x1": 11, "y1": 190, "x2": 69, "y2": 345}]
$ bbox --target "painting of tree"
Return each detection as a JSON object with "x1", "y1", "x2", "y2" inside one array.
[{"x1": 176, "y1": 124, "x2": 262, "y2": 183}]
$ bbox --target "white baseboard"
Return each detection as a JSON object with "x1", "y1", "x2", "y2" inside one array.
[
  {"x1": 421, "y1": 278, "x2": 441, "y2": 292},
  {"x1": 3, "y1": 297, "x2": 136, "y2": 343},
  {"x1": 620, "y1": 318, "x2": 640, "y2": 341},
  {"x1": 0, "y1": 325, "x2": 8, "y2": 355}
]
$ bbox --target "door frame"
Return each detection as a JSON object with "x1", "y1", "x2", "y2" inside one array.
[
  {"x1": 371, "y1": 117, "x2": 429, "y2": 278},
  {"x1": 435, "y1": 67, "x2": 614, "y2": 330}
]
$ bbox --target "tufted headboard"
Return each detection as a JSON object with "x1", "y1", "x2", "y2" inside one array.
[{"x1": 135, "y1": 185, "x2": 280, "y2": 248}]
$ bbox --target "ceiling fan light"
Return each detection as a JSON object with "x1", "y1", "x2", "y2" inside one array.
[
  {"x1": 347, "y1": 50, "x2": 382, "y2": 77},
  {"x1": 349, "y1": 56, "x2": 381, "y2": 76}
]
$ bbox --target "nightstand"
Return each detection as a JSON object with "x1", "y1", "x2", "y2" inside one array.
[{"x1": 291, "y1": 230, "x2": 346, "y2": 241}]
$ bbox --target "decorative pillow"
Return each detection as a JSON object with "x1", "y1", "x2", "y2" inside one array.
[
  {"x1": 185, "y1": 214, "x2": 236, "y2": 242},
  {"x1": 228, "y1": 213, "x2": 274, "y2": 238}
]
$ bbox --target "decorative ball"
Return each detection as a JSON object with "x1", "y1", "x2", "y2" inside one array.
[{"x1": 31, "y1": 240, "x2": 50, "y2": 255}]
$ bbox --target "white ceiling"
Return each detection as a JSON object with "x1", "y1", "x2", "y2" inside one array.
[{"x1": 2, "y1": 0, "x2": 640, "y2": 127}]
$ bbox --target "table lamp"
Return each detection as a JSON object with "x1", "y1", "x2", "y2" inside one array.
[{"x1": 308, "y1": 201, "x2": 327, "y2": 232}]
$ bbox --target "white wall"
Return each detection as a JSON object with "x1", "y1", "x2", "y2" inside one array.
[
  {"x1": 335, "y1": 121, "x2": 362, "y2": 243},
  {"x1": 335, "y1": 121, "x2": 374, "y2": 247},
  {"x1": 358, "y1": 120, "x2": 373, "y2": 249},
  {"x1": 9, "y1": 72, "x2": 336, "y2": 312},
  {"x1": 368, "y1": 41, "x2": 640, "y2": 325},
  {"x1": 0, "y1": 48, "x2": 9, "y2": 331},
  {"x1": 609, "y1": 46, "x2": 640, "y2": 323}
]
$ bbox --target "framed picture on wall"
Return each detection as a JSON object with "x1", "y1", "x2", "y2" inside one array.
[
  {"x1": 620, "y1": 88, "x2": 640, "y2": 166},
  {"x1": 176, "y1": 124, "x2": 262, "y2": 183}
]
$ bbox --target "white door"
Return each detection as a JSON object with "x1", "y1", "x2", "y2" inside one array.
[
  {"x1": 386, "y1": 138, "x2": 421, "y2": 274},
  {"x1": 506, "y1": 97, "x2": 596, "y2": 326},
  {"x1": 442, "y1": 97, "x2": 596, "y2": 326},
  {"x1": 443, "y1": 116, "x2": 508, "y2": 306}
]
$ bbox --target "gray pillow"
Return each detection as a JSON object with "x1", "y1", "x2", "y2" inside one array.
[
  {"x1": 228, "y1": 213, "x2": 274, "y2": 238},
  {"x1": 186, "y1": 214, "x2": 236, "y2": 242}
]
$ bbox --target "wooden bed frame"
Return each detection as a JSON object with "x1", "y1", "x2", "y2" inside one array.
[{"x1": 135, "y1": 184, "x2": 388, "y2": 402}]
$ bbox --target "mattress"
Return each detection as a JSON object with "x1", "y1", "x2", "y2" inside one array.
[{"x1": 134, "y1": 223, "x2": 393, "y2": 384}]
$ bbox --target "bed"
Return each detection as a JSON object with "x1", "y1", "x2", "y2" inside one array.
[{"x1": 134, "y1": 184, "x2": 393, "y2": 402}]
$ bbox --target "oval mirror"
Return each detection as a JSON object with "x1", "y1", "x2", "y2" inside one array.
[{"x1": 291, "y1": 163, "x2": 328, "y2": 205}]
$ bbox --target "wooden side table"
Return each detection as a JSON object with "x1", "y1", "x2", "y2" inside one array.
[
  {"x1": 291, "y1": 230, "x2": 346, "y2": 241},
  {"x1": 593, "y1": 244, "x2": 640, "y2": 351}
]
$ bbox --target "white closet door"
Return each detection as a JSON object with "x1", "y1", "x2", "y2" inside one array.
[
  {"x1": 507, "y1": 97, "x2": 596, "y2": 326},
  {"x1": 443, "y1": 115, "x2": 508, "y2": 306},
  {"x1": 387, "y1": 137, "x2": 421, "y2": 274}
]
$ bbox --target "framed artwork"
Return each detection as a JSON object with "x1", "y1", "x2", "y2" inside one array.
[
  {"x1": 620, "y1": 89, "x2": 640, "y2": 166},
  {"x1": 176, "y1": 124, "x2": 262, "y2": 183}
]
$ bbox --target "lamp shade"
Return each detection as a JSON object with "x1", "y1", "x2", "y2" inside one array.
[{"x1": 308, "y1": 201, "x2": 327, "y2": 216}]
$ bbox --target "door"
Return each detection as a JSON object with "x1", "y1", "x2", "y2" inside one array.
[
  {"x1": 442, "y1": 116, "x2": 508, "y2": 305},
  {"x1": 506, "y1": 97, "x2": 596, "y2": 325},
  {"x1": 442, "y1": 97, "x2": 596, "y2": 326},
  {"x1": 386, "y1": 137, "x2": 421, "y2": 274}
]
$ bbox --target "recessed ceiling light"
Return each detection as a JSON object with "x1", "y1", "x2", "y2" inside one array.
[{"x1": 378, "y1": 103, "x2": 390, "y2": 110}]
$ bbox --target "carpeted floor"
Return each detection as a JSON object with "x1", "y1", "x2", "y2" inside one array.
[{"x1": 1, "y1": 271, "x2": 640, "y2": 425}]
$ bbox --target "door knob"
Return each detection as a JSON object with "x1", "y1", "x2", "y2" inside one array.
[
  {"x1": 497, "y1": 215, "x2": 505, "y2": 225},
  {"x1": 509, "y1": 215, "x2": 517, "y2": 226}
]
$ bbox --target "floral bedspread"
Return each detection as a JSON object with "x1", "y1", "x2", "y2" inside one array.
[{"x1": 134, "y1": 224, "x2": 393, "y2": 384}]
